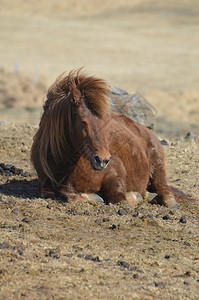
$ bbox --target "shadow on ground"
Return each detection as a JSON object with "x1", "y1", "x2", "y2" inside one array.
[{"x1": 0, "y1": 178, "x2": 39, "y2": 199}]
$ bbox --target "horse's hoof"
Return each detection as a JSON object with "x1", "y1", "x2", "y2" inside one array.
[
  {"x1": 154, "y1": 195, "x2": 179, "y2": 208},
  {"x1": 81, "y1": 193, "x2": 104, "y2": 203},
  {"x1": 126, "y1": 192, "x2": 143, "y2": 209},
  {"x1": 147, "y1": 193, "x2": 179, "y2": 209},
  {"x1": 144, "y1": 191, "x2": 157, "y2": 203},
  {"x1": 163, "y1": 196, "x2": 179, "y2": 209}
]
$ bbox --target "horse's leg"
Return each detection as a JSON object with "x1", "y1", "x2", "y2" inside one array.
[
  {"x1": 42, "y1": 178, "x2": 141, "y2": 207},
  {"x1": 58, "y1": 187, "x2": 104, "y2": 203},
  {"x1": 148, "y1": 146, "x2": 179, "y2": 208},
  {"x1": 100, "y1": 178, "x2": 143, "y2": 208},
  {"x1": 98, "y1": 168, "x2": 126, "y2": 204},
  {"x1": 40, "y1": 178, "x2": 104, "y2": 203},
  {"x1": 99, "y1": 169, "x2": 143, "y2": 208}
]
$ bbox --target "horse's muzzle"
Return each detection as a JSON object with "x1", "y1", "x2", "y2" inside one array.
[{"x1": 90, "y1": 154, "x2": 111, "y2": 171}]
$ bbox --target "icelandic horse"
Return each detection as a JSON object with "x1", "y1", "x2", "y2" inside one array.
[{"x1": 31, "y1": 69, "x2": 191, "y2": 208}]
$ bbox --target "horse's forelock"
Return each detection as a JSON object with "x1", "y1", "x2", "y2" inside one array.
[
  {"x1": 67, "y1": 69, "x2": 110, "y2": 118},
  {"x1": 77, "y1": 73, "x2": 110, "y2": 118},
  {"x1": 45, "y1": 69, "x2": 110, "y2": 116}
]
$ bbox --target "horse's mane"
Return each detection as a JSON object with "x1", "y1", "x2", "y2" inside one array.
[{"x1": 31, "y1": 69, "x2": 110, "y2": 184}]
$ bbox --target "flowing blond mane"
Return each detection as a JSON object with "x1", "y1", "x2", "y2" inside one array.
[{"x1": 31, "y1": 69, "x2": 110, "y2": 183}]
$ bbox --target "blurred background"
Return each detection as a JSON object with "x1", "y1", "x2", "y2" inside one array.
[{"x1": 0, "y1": 0, "x2": 199, "y2": 137}]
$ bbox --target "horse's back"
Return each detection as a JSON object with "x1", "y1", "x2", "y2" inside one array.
[{"x1": 109, "y1": 112, "x2": 156, "y2": 145}]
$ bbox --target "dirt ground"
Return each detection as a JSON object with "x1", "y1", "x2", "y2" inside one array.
[
  {"x1": 0, "y1": 1, "x2": 199, "y2": 299},
  {"x1": 0, "y1": 123, "x2": 199, "y2": 300}
]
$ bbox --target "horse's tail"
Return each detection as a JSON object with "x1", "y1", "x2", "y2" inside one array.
[{"x1": 170, "y1": 186, "x2": 197, "y2": 204}]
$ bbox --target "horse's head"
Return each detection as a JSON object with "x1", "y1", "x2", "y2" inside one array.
[
  {"x1": 36, "y1": 69, "x2": 112, "y2": 180},
  {"x1": 69, "y1": 71, "x2": 111, "y2": 171},
  {"x1": 74, "y1": 97, "x2": 111, "y2": 171}
]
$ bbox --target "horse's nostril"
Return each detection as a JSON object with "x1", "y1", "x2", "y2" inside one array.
[
  {"x1": 94, "y1": 155, "x2": 101, "y2": 165},
  {"x1": 105, "y1": 156, "x2": 111, "y2": 165}
]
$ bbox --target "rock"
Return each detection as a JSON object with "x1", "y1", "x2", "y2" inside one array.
[
  {"x1": 184, "y1": 132, "x2": 199, "y2": 144},
  {"x1": 0, "y1": 242, "x2": 10, "y2": 249},
  {"x1": 136, "y1": 269, "x2": 144, "y2": 274},
  {"x1": 117, "y1": 260, "x2": 130, "y2": 269},
  {"x1": 0, "y1": 163, "x2": 31, "y2": 177},
  {"x1": 48, "y1": 250, "x2": 60, "y2": 259},
  {"x1": 21, "y1": 217, "x2": 30, "y2": 223},
  {"x1": 117, "y1": 209, "x2": 126, "y2": 216},
  {"x1": 184, "y1": 131, "x2": 196, "y2": 141},
  {"x1": 18, "y1": 250, "x2": 23, "y2": 255},
  {"x1": 110, "y1": 90, "x2": 157, "y2": 128},
  {"x1": 160, "y1": 139, "x2": 169, "y2": 146},
  {"x1": 185, "y1": 271, "x2": 191, "y2": 276},
  {"x1": 84, "y1": 255, "x2": 101, "y2": 262},
  {"x1": 184, "y1": 241, "x2": 191, "y2": 246},
  {"x1": 109, "y1": 224, "x2": 117, "y2": 230},
  {"x1": 94, "y1": 219, "x2": 102, "y2": 225},
  {"x1": 180, "y1": 216, "x2": 187, "y2": 223},
  {"x1": 111, "y1": 86, "x2": 128, "y2": 95},
  {"x1": 77, "y1": 254, "x2": 84, "y2": 259},
  {"x1": 146, "y1": 214, "x2": 153, "y2": 218},
  {"x1": 102, "y1": 218, "x2": 109, "y2": 222},
  {"x1": 154, "y1": 282, "x2": 165, "y2": 288},
  {"x1": 104, "y1": 258, "x2": 111, "y2": 262},
  {"x1": 132, "y1": 211, "x2": 139, "y2": 217},
  {"x1": 162, "y1": 215, "x2": 170, "y2": 220}
]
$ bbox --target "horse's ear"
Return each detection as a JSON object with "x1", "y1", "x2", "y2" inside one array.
[{"x1": 69, "y1": 82, "x2": 82, "y2": 106}]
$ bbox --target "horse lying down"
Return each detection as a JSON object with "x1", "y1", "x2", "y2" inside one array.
[{"x1": 31, "y1": 69, "x2": 193, "y2": 209}]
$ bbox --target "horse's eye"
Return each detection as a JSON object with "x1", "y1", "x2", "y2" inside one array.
[{"x1": 81, "y1": 120, "x2": 87, "y2": 126}]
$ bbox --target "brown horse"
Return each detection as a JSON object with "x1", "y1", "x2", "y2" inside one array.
[{"x1": 31, "y1": 69, "x2": 189, "y2": 208}]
